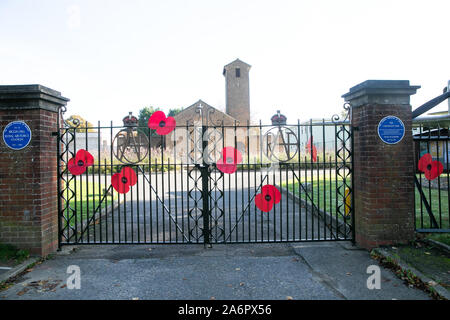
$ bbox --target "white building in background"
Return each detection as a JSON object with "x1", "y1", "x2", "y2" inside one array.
[
  {"x1": 268, "y1": 112, "x2": 343, "y2": 160},
  {"x1": 296, "y1": 119, "x2": 341, "y2": 156},
  {"x1": 66, "y1": 132, "x2": 109, "y2": 160}
]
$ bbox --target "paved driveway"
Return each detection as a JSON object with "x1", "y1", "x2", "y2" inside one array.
[{"x1": 0, "y1": 242, "x2": 430, "y2": 300}]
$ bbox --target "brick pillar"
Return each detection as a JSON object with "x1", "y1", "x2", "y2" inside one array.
[
  {"x1": 0, "y1": 85, "x2": 69, "y2": 256},
  {"x1": 342, "y1": 80, "x2": 420, "y2": 250}
]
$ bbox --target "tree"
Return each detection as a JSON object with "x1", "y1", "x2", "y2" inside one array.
[
  {"x1": 168, "y1": 108, "x2": 183, "y2": 117},
  {"x1": 66, "y1": 115, "x2": 96, "y2": 132},
  {"x1": 137, "y1": 106, "x2": 183, "y2": 137},
  {"x1": 138, "y1": 106, "x2": 160, "y2": 137}
]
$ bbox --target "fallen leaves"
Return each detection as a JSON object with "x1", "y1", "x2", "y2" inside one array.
[
  {"x1": 427, "y1": 280, "x2": 438, "y2": 286},
  {"x1": 16, "y1": 288, "x2": 29, "y2": 296},
  {"x1": 17, "y1": 279, "x2": 62, "y2": 296},
  {"x1": 0, "y1": 283, "x2": 13, "y2": 292}
]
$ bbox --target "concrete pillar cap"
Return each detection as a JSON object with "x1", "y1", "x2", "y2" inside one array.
[
  {"x1": 342, "y1": 80, "x2": 420, "y2": 108},
  {"x1": 0, "y1": 84, "x2": 69, "y2": 113}
]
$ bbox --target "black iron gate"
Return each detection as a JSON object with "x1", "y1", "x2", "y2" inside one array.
[
  {"x1": 413, "y1": 124, "x2": 450, "y2": 232},
  {"x1": 57, "y1": 104, "x2": 354, "y2": 246}
]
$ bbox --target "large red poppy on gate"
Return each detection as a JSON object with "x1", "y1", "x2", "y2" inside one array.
[
  {"x1": 306, "y1": 137, "x2": 317, "y2": 162},
  {"x1": 148, "y1": 111, "x2": 176, "y2": 135},
  {"x1": 111, "y1": 167, "x2": 137, "y2": 194},
  {"x1": 216, "y1": 146, "x2": 243, "y2": 174},
  {"x1": 67, "y1": 149, "x2": 94, "y2": 176},
  {"x1": 418, "y1": 153, "x2": 443, "y2": 181},
  {"x1": 255, "y1": 185, "x2": 281, "y2": 212}
]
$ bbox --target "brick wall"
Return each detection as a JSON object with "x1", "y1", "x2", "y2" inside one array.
[
  {"x1": 0, "y1": 109, "x2": 59, "y2": 255},
  {"x1": 343, "y1": 80, "x2": 419, "y2": 250},
  {"x1": 352, "y1": 104, "x2": 415, "y2": 248},
  {"x1": 0, "y1": 84, "x2": 68, "y2": 257}
]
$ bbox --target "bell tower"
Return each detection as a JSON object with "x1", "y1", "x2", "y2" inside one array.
[{"x1": 223, "y1": 59, "x2": 251, "y2": 124}]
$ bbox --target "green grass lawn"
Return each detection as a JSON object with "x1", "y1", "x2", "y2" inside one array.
[
  {"x1": 426, "y1": 233, "x2": 450, "y2": 246},
  {"x1": 63, "y1": 180, "x2": 116, "y2": 227},
  {"x1": 415, "y1": 186, "x2": 449, "y2": 230},
  {"x1": 283, "y1": 176, "x2": 351, "y2": 219},
  {"x1": 386, "y1": 244, "x2": 450, "y2": 292},
  {"x1": 283, "y1": 176, "x2": 449, "y2": 230}
]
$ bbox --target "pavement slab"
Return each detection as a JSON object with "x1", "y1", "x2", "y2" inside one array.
[
  {"x1": 291, "y1": 242, "x2": 430, "y2": 300},
  {"x1": 0, "y1": 242, "x2": 431, "y2": 300}
]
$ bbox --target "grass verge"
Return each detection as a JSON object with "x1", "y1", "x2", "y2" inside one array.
[
  {"x1": 0, "y1": 243, "x2": 29, "y2": 267},
  {"x1": 372, "y1": 242, "x2": 450, "y2": 300}
]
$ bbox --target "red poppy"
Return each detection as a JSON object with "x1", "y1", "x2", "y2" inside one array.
[
  {"x1": 255, "y1": 185, "x2": 281, "y2": 212},
  {"x1": 216, "y1": 146, "x2": 243, "y2": 174},
  {"x1": 148, "y1": 111, "x2": 176, "y2": 135},
  {"x1": 67, "y1": 149, "x2": 94, "y2": 176},
  {"x1": 418, "y1": 153, "x2": 443, "y2": 181},
  {"x1": 111, "y1": 167, "x2": 138, "y2": 194},
  {"x1": 306, "y1": 137, "x2": 317, "y2": 162}
]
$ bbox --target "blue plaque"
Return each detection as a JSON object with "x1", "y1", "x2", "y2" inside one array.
[
  {"x1": 2, "y1": 121, "x2": 32, "y2": 150},
  {"x1": 377, "y1": 116, "x2": 405, "y2": 145}
]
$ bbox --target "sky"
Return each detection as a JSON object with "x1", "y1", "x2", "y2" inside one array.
[{"x1": 0, "y1": 0, "x2": 449, "y2": 125}]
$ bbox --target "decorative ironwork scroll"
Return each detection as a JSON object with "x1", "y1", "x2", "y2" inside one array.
[{"x1": 332, "y1": 102, "x2": 353, "y2": 238}]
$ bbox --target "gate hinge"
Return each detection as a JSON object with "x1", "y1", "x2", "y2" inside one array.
[
  {"x1": 51, "y1": 131, "x2": 59, "y2": 136},
  {"x1": 352, "y1": 126, "x2": 359, "y2": 131}
]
